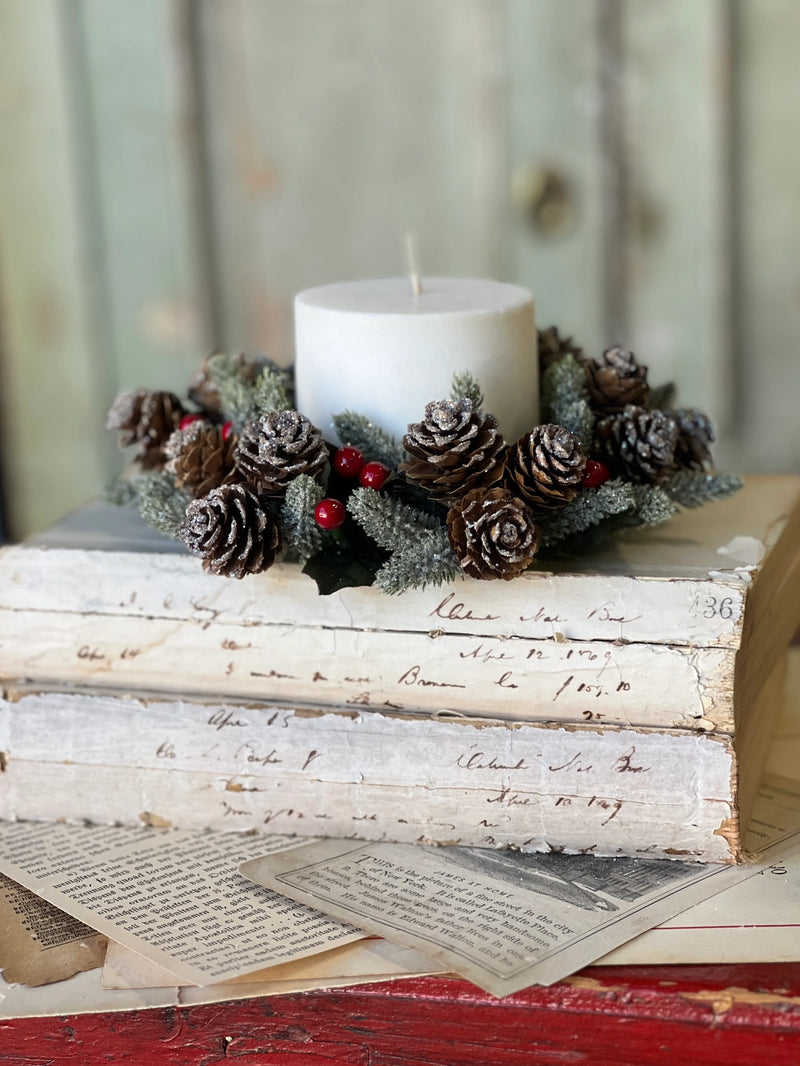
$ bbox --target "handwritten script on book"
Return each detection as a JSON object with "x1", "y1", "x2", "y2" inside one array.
[{"x1": 28, "y1": 607, "x2": 730, "y2": 731}]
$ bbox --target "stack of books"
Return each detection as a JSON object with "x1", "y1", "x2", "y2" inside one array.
[{"x1": 1, "y1": 475, "x2": 799, "y2": 863}]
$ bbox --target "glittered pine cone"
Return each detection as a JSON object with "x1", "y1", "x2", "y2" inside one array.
[
  {"x1": 399, "y1": 398, "x2": 505, "y2": 503},
  {"x1": 596, "y1": 405, "x2": 678, "y2": 483},
  {"x1": 235, "y1": 410, "x2": 328, "y2": 496},
  {"x1": 165, "y1": 421, "x2": 243, "y2": 498},
  {"x1": 106, "y1": 389, "x2": 185, "y2": 469},
  {"x1": 585, "y1": 347, "x2": 650, "y2": 413},
  {"x1": 446, "y1": 487, "x2": 539, "y2": 581},
  {"x1": 672, "y1": 408, "x2": 715, "y2": 470},
  {"x1": 180, "y1": 484, "x2": 281, "y2": 579},
  {"x1": 538, "y1": 326, "x2": 584, "y2": 372},
  {"x1": 505, "y1": 424, "x2": 587, "y2": 514}
]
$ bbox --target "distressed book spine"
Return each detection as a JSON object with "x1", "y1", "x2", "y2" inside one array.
[
  {"x1": 0, "y1": 609, "x2": 735, "y2": 731},
  {"x1": 0, "y1": 545, "x2": 747, "y2": 648},
  {"x1": 0, "y1": 689, "x2": 738, "y2": 863}
]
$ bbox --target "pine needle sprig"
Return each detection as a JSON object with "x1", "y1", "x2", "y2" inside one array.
[
  {"x1": 553, "y1": 398, "x2": 596, "y2": 450},
  {"x1": 375, "y1": 528, "x2": 461, "y2": 594},
  {"x1": 205, "y1": 354, "x2": 255, "y2": 429},
  {"x1": 451, "y1": 370, "x2": 484, "y2": 411},
  {"x1": 204, "y1": 353, "x2": 242, "y2": 387},
  {"x1": 251, "y1": 365, "x2": 291, "y2": 417},
  {"x1": 333, "y1": 411, "x2": 404, "y2": 467},
  {"x1": 348, "y1": 487, "x2": 442, "y2": 550},
  {"x1": 135, "y1": 472, "x2": 191, "y2": 539},
  {"x1": 538, "y1": 479, "x2": 636, "y2": 547},
  {"x1": 281, "y1": 474, "x2": 326, "y2": 560},
  {"x1": 630, "y1": 484, "x2": 677, "y2": 526},
  {"x1": 205, "y1": 354, "x2": 293, "y2": 429},
  {"x1": 662, "y1": 471, "x2": 744, "y2": 509},
  {"x1": 103, "y1": 476, "x2": 138, "y2": 507},
  {"x1": 541, "y1": 354, "x2": 595, "y2": 447}
]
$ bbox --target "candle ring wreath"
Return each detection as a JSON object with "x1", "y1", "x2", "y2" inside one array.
[{"x1": 106, "y1": 328, "x2": 742, "y2": 595}]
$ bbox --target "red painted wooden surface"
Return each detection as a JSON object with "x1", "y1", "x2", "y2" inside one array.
[{"x1": 3, "y1": 965, "x2": 800, "y2": 1065}]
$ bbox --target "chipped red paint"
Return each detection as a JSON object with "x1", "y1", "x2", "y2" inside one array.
[{"x1": 2, "y1": 966, "x2": 800, "y2": 1065}]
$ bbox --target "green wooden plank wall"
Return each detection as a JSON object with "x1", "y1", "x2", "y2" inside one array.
[
  {"x1": 0, "y1": 0, "x2": 797, "y2": 538},
  {"x1": 0, "y1": 0, "x2": 109, "y2": 538}
]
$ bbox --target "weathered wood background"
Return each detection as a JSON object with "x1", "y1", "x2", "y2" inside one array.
[{"x1": 0, "y1": 0, "x2": 797, "y2": 538}]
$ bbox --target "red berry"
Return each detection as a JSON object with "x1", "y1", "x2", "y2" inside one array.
[
  {"x1": 314, "y1": 498, "x2": 346, "y2": 530},
  {"x1": 359, "y1": 461, "x2": 391, "y2": 491},
  {"x1": 333, "y1": 446, "x2": 365, "y2": 478},
  {"x1": 179, "y1": 413, "x2": 204, "y2": 430},
  {"x1": 581, "y1": 459, "x2": 611, "y2": 488},
  {"x1": 221, "y1": 420, "x2": 234, "y2": 442}
]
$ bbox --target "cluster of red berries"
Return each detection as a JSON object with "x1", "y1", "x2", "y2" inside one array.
[
  {"x1": 314, "y1": 447, "x2": 391, "y2": 530},
  {"x1": 315, "y1": 453, "x2": 608, "y2": 531}
]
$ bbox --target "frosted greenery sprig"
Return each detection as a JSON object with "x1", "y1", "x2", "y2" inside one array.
[
  {"x1": 347, "y1": 487, "x2": 442, "y2": 547},
  {"x1": 103, "y1": 475, "x2": 138, "y2": 508},
  {"x1": 630, "y1": 484, "x2": 677, "y2": 526},
  {"x1": 662, "y1": 471, "x2": 744, "y2": 509},
  {"x1": 332, "y1": 411, "x2": 404, "y2": 467},
  {"x1": 281, "y1": 474, "x2": 326, "y2": 560},
  {"x1": 541, "y1": 354, "x2": 595, "y2": 448},
  {"x1": 251, "y1": 365, "x2": 291, "y2": 418},
  {"x1": 205, "y1": 354, "x2": 253, "y2": 428},
  {"x1": 451, "y1": 370, "x2": 484, "y2": 411},
  {"x1": 375, "y1": 527, "x2": 461, "y2": 594},
  {"x1": 347, "y1": 487, "x2": 458, "y2": 593},
  {"x1": 538, "y1": 479, "x2": 636, "y2": 547},
  {"x1": 135, "y1": 472, "x2": 191, "y2": 539},
  {"x1": 537, "y1": 480, "x2": 677, "y2": 550},
  {"x1": 206, "y1": 355, "x2": 291, "y2": 430}
]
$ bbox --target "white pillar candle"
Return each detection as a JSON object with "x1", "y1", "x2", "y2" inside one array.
[{"x1": 294, "y1": 277, "x2": 538, "y2": 445}]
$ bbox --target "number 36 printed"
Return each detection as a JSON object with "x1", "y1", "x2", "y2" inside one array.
[{"x1": 701, "y1": 595, "x2": 736, "y2": 620}]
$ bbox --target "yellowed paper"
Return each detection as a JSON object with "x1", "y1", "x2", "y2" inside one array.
[
  {"x1": 0, "y1": 962, "x2": 434, "y2": 1019},
  {"x1": 0, "y1": 873, "x2": 106, "y2": 987},
  {"x1": 0, "y1": 825, "x2": 362, "y2": 985},
  {"x1": 101, "y1": 937, "x2": 444, "y2": 990}
]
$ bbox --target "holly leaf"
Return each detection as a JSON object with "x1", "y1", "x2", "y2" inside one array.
[
  {"x1": 650, "y1": 381, "x2": 677, "y2": 409},
  {"x1": 302, "y1": 546, "x2": 382, "y2": 595}
]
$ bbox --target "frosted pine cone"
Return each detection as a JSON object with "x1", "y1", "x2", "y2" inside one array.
[
  {"x1": 106, "y1": 389, "x2": 185, "y2": 469},
  {"x1": 506, "y1": 424, "x2": 587, "y2": 514},
  {"x1": 180, "y1": 484, "x2": 280, "y2": 578},
  {"x1": 596, "y1": 405, "x2": 678, "y2": 483},
  {"x1": 447, "y1": 487, "x2": 539, "y2": 581},
  {"x1": 235, "y1": 410, "x2": 328, "y2": 496},
  {"x1": 672, "y1": 408, "x2": 715, "y2": 470},
  {"x1": 399, "y1": 398, "x2": 505, "y2": 503},
  {"x1": 165, "y1": 421, "x2": 242, "y2": 497},
  {"x1": 585, "y1": 347, "x2": 649, "y2": 413}
]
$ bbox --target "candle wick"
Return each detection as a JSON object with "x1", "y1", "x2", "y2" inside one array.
[{"x1": 405, "y1": 231, "x2": 423, "y2": 295}]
